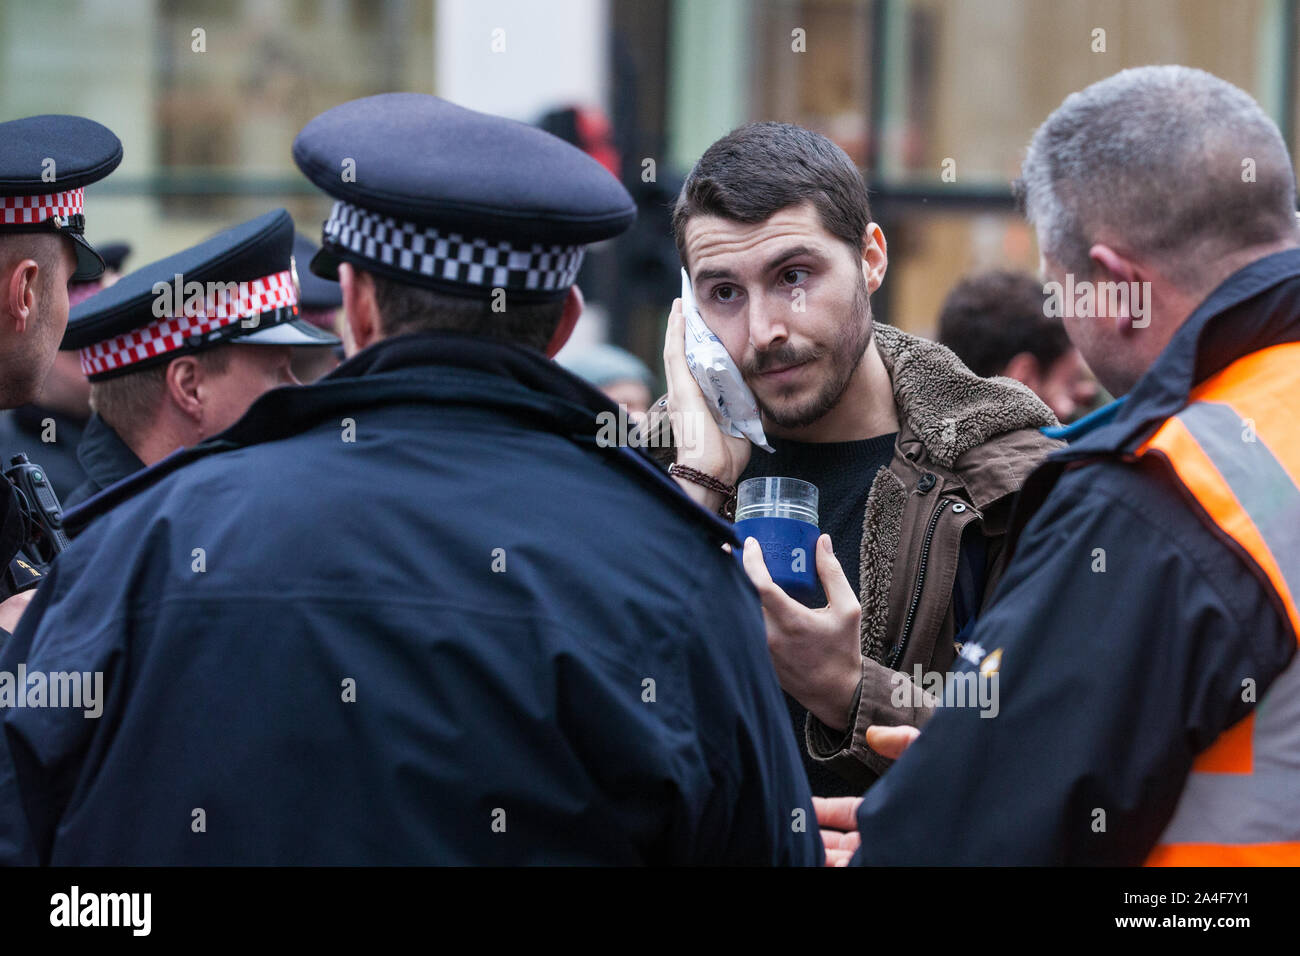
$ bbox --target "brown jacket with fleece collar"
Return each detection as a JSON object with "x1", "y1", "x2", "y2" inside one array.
[{"x1": 651, "y1": 323, "x2": 1062, "y2": 790}]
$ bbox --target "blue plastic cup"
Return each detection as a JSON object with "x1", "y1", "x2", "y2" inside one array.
[{"x1": 733, "y1": 477, "x2": 820, "y2": 604}]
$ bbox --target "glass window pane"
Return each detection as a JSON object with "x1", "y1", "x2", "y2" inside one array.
[
  {"x1": 0, "y1": 0, "x2": 435, "y2": 263},
  {"x1": 749, "y1": 0, "x2": 874, "y2": 166},
  {"x1": 878, "y1": 0, "x2": 1285, "y2": 185}
]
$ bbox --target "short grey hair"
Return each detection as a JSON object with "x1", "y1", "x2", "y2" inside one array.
[
  {"x1": 90, "y1": 345, "x2": 232, "y2": 443},
  {"x1": 1017, "y1": 65, "x2": 1297, "y2": 283}
]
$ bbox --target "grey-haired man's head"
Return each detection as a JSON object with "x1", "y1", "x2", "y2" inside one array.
[{"x1": 1017, "y1": 66, "x2": 1299, "y2": 395}]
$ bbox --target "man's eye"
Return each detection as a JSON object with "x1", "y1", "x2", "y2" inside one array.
[
  {"x1": 712, "y1": 285, "x2": 737, "y2": 302},
  {"x1": 781, "y1": 268, "x2": 809, "y2": 285}
]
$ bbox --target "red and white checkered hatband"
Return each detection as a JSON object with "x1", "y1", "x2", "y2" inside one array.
[
  {"x1": 78, "y1": 269, "x2": 298, "y2": 378},
  {"x1": 0, "y1": 188, "x2": 84, "y2": 225}
]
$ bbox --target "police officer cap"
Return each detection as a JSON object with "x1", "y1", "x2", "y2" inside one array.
[
  {"x1": 0, "y1": 114, "x2": 123, "y2": 281},
  {"x1": 293, "y1": 93, "x2": 636, "y2": 302},
  {"x1": 293, "y1": 232, "x2": 342, "y2": 312},
  {"x1": 62, "y1": 208, "x2": 339, "y2": 381},
  {"x1": 97, "y1": 241, "x2": 132, "y2": 273}
]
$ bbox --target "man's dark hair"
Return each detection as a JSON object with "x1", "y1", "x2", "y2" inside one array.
[
  {"x1": 936, "y1": 270, "x2": 1071, "y2": 378},
  {"x1": 369, "y1": 273, "x2": 566, "y2": 352},
  {"x1": 672, "y1": 122, "x2": 871, "y2": 268}
]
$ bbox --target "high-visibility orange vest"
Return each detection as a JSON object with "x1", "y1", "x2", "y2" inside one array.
[{"x1": 1135, "y1": 341, "x2": 1300, "y2": 866}]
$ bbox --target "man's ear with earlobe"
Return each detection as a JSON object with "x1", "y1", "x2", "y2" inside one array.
[
  {"x1": 1001, "y1": 351, "x2": 1043, "y2": 390},
  {"x1": 861, "y1": 224, "x2": 888, "y2": 293},
  {"x1": 5, "y1": 259, "x2": 41, "y2": 334},
  {"x1": 339, "y1": 262, "x2": 381, "y2": 354},
  {"x1": 545, "y1": 285, "x2": 584, "y2": 358},
  {"x1": 1088, "y1": 243, "x2": 1142, "y2": 334},
  {"x1": 165, "y1": 355, "x2": 204, "y2": 422}
]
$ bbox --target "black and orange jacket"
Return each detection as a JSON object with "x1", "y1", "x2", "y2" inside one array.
[{"x1": 853, "y1": 248, "x2": 1300, "y2": 865}]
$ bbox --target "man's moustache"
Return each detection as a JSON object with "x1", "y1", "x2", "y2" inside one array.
[{"x1": 744, "y1": 349, "x2": 820, "y2": 376}]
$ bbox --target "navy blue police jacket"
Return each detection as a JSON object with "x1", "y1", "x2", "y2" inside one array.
[
  {"x1": 61, "y1": 412, "x2": 145, "y2": 511},
  {"x1": 853, "y1": 249, "x2": 1300, "y2": 865},
  {"x1": 0, "y1": 331, "x2": 821, "y2": 865},
  {"x1": 0, "y1": 405, "x2": 89, "y2": 503}
]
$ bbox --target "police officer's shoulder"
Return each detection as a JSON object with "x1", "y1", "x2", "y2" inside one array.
[{"x1": 61, "y1": 208, "x2": 339, "y2": 383}]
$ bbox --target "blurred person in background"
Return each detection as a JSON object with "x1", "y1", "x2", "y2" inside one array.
[
  {"x1": 538, "y1": 104, "x2": 685, "y2": 371},
  {"x1": 557, "y1": 342, "x2": 656, "y2": 426},
  {"x1": 86, "y1": 242, "x2": 130, "y2": 295},
  {"x1": 937, "y1": 269, "x2": 1100, "y2": 424},
  {"x1": 290, "y1": 232, "x2": 345, "y2": 383},
  {"x1": 537, "y1": 105, "x2": 623, "y2": 319}
]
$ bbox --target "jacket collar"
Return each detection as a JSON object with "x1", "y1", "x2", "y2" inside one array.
[
  {"x1": 65, "y1": 332, "x2": 738, "y2": 543},
  {"x1": 74, "y1": 413, "x2": 145, "y2": 496},
  {"x1": 872, "y1": 323, "x2": 1060, "y2": 510},
  {"x1": 873, "y1": 323, "x2": 1058, "y2": 469},
  {"x1": 1041, "y1": 396, "x2": 1126, "y2": 443},
  {"x1": 1057, "y1": 247, "x2": 1300, "y2": 460}
]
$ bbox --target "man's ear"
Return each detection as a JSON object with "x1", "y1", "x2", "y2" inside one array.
[
  {"x1": 1088, "y1": 243, "x2": 1143, "y2": 334},
  {"x1": 164, "y1": 355, "x2": 204, "y2": 422},
  {"x1": 4, "y1": 258, "x2": 41, "y2": 334},
  {"x1": 544, "y1": 285, "x2": 584, "y2": 358},
  {"x1": 339, "y1": 263, "x2": 381, "y2": 355},
  {"x1": 861, "y1": 223, "x2": 887, "y2": 293},
  {"x1": 1000, "y1": 351, "x2": 1043, "y2": 389}
]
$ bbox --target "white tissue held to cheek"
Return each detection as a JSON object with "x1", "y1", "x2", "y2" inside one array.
[{"x1": 680, "y1": 268, "x2": 773, "y2": 453}]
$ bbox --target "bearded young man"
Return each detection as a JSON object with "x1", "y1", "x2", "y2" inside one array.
[{"x1": 656, "y1": 122, "x2": 1061, "y2": 795}]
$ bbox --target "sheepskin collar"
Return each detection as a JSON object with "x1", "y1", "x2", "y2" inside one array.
[{"x1": 872, "y1": 323, "x2": 1058, "y2": 470}]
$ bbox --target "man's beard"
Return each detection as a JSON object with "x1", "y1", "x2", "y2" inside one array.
[
  {"x1": 743, "y1": 275, "x2": 874, "y2": 430},
  {"x1": 0, "y1": 308, "x2": 59, "y2": 409}
]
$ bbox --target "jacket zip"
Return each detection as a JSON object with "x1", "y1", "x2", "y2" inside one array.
[{"x1": 886, "y1": 498, "x2": 950, "y2": 670}]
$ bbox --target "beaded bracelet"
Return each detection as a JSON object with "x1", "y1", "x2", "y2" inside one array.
[{"x1": 668, "y1": 464, "x2": 738, "y2": 519}]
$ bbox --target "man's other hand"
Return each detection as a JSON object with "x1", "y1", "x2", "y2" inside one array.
[
  {"x1": 813, "y1": 725, "x2": 918, "y2": 867},
  {"x1": 866, "y1": 723, "x2": 921, "y2": 760},
  {"x1": 742, "y1": 533, "x2": 862, "y2": 731},
  {"x1": 814, "y1": 796, "x2": 863, "y2": 866},
  {"x1": 0, "y1": 588, "x2": 34, "y2": 633}
]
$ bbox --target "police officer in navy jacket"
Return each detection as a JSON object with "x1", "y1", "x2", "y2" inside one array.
[
  {"x1": 0, "y1": 115, "x2": 121, "y2": 620},
  {"x1": 0, "y1": 94, "x2": 821, "y2": 865},
  {"x1": 59, "y1": 209, "x2": 337, "y2": 513}
]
